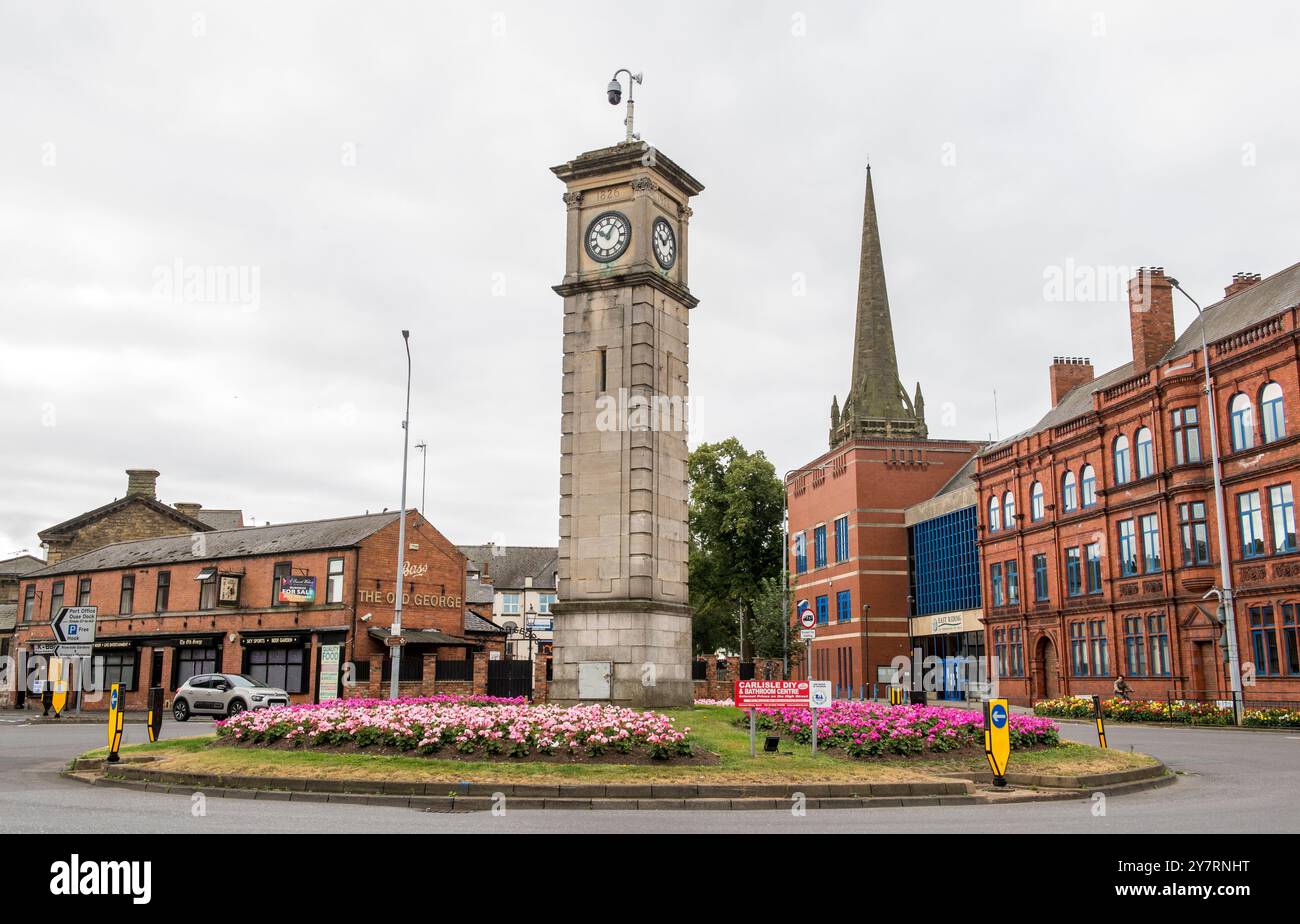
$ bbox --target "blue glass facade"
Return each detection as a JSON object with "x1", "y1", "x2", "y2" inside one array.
[{"x1": 909, "y1": 505, "x2": 982, "y2": 616}]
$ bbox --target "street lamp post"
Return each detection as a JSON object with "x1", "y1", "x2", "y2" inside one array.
[
  {"x1": 414, "y1": 441, "x2": 428, "y2": 513},
  {"x1": 388, "y1": 330, "x2": 413, "y2": 700},
  {"x1": 1168, "y1": 278, "x2": 1245, "y2": 725}
]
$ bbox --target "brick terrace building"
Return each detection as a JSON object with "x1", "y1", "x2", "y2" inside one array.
[
  {"x1": 10, "y1": 510, "x2": 506, "y2": 711},
  {"x1": 787, "y1": 168, "x2": 982, "y2": 694},
  {"x1": 976, "y1": 263, "x2": 1300, "y2": 706}
]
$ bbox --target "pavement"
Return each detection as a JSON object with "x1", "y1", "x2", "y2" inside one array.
[{"x1": 1, "y1": 715, "x2": 1297, "y2": 833}]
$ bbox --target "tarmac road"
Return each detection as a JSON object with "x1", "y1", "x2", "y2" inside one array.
[{"x1": 1, "y1": 714, "x2": 1296, "y2": 833}]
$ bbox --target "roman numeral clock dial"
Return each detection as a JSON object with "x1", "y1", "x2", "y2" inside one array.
[
  {"x1": 584, "y1": 211, "x2": 631, "y2": 262},
  {"x1": 652, "y1": 216, "x2": 676, "y2": 270}
]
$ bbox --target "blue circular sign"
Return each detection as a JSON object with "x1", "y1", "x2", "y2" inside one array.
[
  {"x1": 991, "y1": 703, "x2": 1008, "y2": 729},
  {"x1": 110, "y1": 688, "x2": 118, "y2": 710}
]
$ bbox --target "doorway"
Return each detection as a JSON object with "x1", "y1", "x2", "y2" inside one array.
[
  {"x1": 1192, "y1": 641, "x2": 1217, "y2": 700},
  {"x1": 149, "y1": 650, "x2": 165, "y2": 690},
  {"x1": 1034, "y1": 635, "x2": 1058, "y2": 700}
]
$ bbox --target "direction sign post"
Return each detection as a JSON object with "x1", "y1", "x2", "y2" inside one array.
[{"x1": 52, "y1": 605, "x2": 97, "y2": 646}]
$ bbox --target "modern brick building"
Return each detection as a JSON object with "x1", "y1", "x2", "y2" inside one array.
[
  {"x1": 787, "y1": 168, "x2": 982, "y2": 694},
  {"x1": 976, "y1": 262, "x2": 1300, "y2": 706},
  {"x1": 8, "y1": 510, "x2": 507, "y2": 711}
]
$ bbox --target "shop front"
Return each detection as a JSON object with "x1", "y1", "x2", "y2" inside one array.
[{"x1": 909, "y1": 609, "x2": 986, "y2": 701}]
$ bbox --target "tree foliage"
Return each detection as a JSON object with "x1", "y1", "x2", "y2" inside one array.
[{"x1": 688, "y1": 438, "x2": 784, "y2": 658}]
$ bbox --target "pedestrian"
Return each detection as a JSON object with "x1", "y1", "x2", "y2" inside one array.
[{"x1": 1113, "y1": 674, "x2": 1132, "y2": 701}]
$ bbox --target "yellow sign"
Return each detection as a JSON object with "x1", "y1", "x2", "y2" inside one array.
[
  {"x1": 983, "y1": 698, "x2": 1011, "y2": 785},
  {"x1": 107, "y1": 682, "x2": 125, "y2": 762},
  {"x1": 49, "y1": 656, "x2": 68, "y2": 717}
]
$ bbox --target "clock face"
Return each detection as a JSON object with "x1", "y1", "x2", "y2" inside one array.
[
  {"x1": 585, "y1": 211, "x2": 631, "y2": 263},
  {"x1": 652, "y1": 217, "x2": 676, "y2": 270}
]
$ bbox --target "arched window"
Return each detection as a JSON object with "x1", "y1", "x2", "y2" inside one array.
[
  {"x1": 1081, "y1": 464, "x2": 1097, "y2": 507},
  {"x1": 1062, "y1": 471, "x2": 1078, "y2": 512},
  {"x1": 988, "y1": 495, "x2": 1001, "y2": 532},
  {"x1": 1261, "y1": 382, "x2": 1285, "y2": 444},
  {"x1": 1114, "y1": 435, "x2": 1132, "y2": 485},
  {"x1": 1030, "y1": 481, "x2": 1044, "y2": 521},
  {"x1": 1230, "y1": 393, "x2": 1255, "y2": 451},
  {"x1": 1136, "y1": 427, "x2": 1154, "y2": 478},
  {"x1": 1003, "y1": 490, "x2": 1016, "y2": 527}
]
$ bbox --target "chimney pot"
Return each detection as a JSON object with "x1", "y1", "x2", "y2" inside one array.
[
  {"x1": 1049, "y1": 356, "x2": 1095, "y2": 406},
  {"x1": 125, "y1": 469, "x2": 160, "y2": 499},
  {"x1": 1224, "y1": 271, "x2": 1262, "y2": 299}
]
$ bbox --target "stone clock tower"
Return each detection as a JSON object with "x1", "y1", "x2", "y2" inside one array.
[{"x1": 549, "y1": 140, "x2": 704, "y2": 707}]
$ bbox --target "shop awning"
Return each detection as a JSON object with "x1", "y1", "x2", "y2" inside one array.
[{"x1": 367, "y1": 627, "x2": 470, "y2": 646}]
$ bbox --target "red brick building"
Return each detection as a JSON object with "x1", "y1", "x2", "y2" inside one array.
[
  {"x1": 9, "y1": 510, "x2": 507, "y2": 711},
  {"x1": 977, "y1": 263, "x2": 1300, "y2": 706},
  {"x1": 787, "y1": 168, "x2": 982, "y2": 693}
]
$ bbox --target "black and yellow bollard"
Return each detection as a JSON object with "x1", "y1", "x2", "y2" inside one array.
[
  {"x1": 1092, "y1": 694, "x2": 1108, "y2": 748},
  {"x1": 106, "y1": 682, "x2": 125, "y2": 763},
  {"x1": 147, "y1": 686, "x2": 163, "y2": 743}
]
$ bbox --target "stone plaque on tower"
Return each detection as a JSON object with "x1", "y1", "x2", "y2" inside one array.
[{"x1": 549, "y1": 137, "x2": 703, "y2": 707}]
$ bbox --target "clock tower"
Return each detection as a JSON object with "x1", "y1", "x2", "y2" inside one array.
[{"x1": 549, "y1": 140, "x2": 704, "y2": 707}]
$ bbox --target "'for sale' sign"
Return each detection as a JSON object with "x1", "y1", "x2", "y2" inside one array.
[{"x1": 735, "y1": 680, "x2": 810, "y2": 708}]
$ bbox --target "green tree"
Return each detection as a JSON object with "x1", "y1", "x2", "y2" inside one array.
[{"x1": 688, "y1": 438, "x2": 784, "y2": 659}]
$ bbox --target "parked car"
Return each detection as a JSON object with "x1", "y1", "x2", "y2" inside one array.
[{"x1": 172, "y1": 673, "x2": 290, "y2": 721}]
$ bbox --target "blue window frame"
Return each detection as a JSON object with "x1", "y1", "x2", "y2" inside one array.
[
  {"x1": 1124, "y1": 616, "x2": 1146, "y2": 676},
  {"x1": 1135, "y1": 427, "x2": 1154, "y2": 479},
  {"x1": 1113, "y1": 436, "x2": 1132, "y2": 485},
  {"x1": 1080, "y1": 465, "x2": 1097, "y2": 507},
  {"x1": 1140, "y1": 513, "x2": 1161, "y2": 573},
  {"x1": 794, "y1": 532, "x2": 807, "y2": 574},
  {"x1": 836, "y1": 589, "x2": 851, "y2": 623},
  {"x1": 1172, "y1": 407, "x2": 1201, "y2": 464},
  {"x1": 988, "y1": 496, "x2": 1001, "y2": 532},
  {"x1": 834, "y1": 515, "x2": 849, "y2": 563},
  {"x1": 1249, "y1": 604, "x2": 1279, "y2": 675},
  {"x1": 1270, "y1": 484, "x2": 1296, "y2": 552},
  {"x1": 815, "y1": 594, "x2": 829, "y2": 626},
  {"x1": 1231, "y1": 394, "x2": 1255, "y2": 451},
  {"x1": 1005, "y1": 560, "x2": 1019, "y2": 605},
  {"x1": 1033, "y1": 554, "x2": 1048, "y2": 601},
  {"x1": 1282, "y1": 603, "x2": 1300, "y2": 675},
  {"x1": 1085, "y1": 542, "x2": 1102, "y2": 593},
  {"x1": 1062, "y1": 472, "x2": 1078, "y2": 512},
  {"x1": 1179, "y1": 501, "x2": 1210, "y2": 565},
  {"x1": 1147, "y1": 614, "x2": 1171, "y2": 676},
  {"x1": 1118, "y1": 520, "x2": 1138, "y2": 576},
  {"x1": 1261, "y1": 382, "x2": 1285, "y2": 444},
  {"x1": 1238, "y1": 491, "x2": 1265, "y2": 558},
  {"x1": 1089, "y1": 619, "x2": 1110, "y2": 676},
  {"x1": 1070, "y1": 622, "x2": 1088, "y2": 676},
  {"x1": 990, "y1": 563, "x2": 1004, "y2": 607},
  {"x1": 1030, "y1": 481, "x2": 1044, "y2": 521},
  {"x1": 1065, "y1": 547, "x2": 1082, "y2": 596},
  {"x1": 813, "y1": 524, "x2": 827, "y2": 569}
]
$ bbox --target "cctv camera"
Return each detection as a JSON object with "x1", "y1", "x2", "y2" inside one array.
[
  {"x1": 607, "y1": 78, "x2": 622, "y2": 105},
  {"x1": 360, "y1": 612, "x2": 372, "y2": 622}
]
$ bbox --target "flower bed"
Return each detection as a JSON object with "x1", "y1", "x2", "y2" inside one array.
[
  {"x1": 1035, "y1": 695, "x2": 1300, "y2": 728},
  {"x1": 216, "y1": 696, "x2": 695, "y2": 760},
  {"x1": 748, "y1": 701, "x2": 1058, "y2": 758}
]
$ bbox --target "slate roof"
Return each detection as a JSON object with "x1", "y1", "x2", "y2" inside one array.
[
  {"x1": 27, "y1": 511, "x2": 402, "y2": 579},
  {"x1": 934, "y1": 453, "x2": 985, "y2": 497},
  {"x1": 38, "y1": 494, "x2": 213, "y2": 540},
  {"x1": 465, "y1": 574, "x2": 495, "y2": 605},
  {"x1": 366, "y1": 626, "x2": 467, "y2": 646},
  {"x1": 463, "y1": 609, "x2": 507, "y2": 635},
  {"x1": 0, "y1": 554, "x2": 46, "y2": 578},
  {"x1": 194, "y1": 509, "x2": 245, "y2": 530},
  {"x1": 982, "y1": 260, "x2": 1300, "y2": 455},
  {"x1": 458, "y1": 544, "x2": 557, "y2": 591},
  {"x1": 0, "y1": 604, "x2": 16, "y2": 633}
]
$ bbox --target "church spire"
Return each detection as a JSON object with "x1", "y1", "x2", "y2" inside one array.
[{"x1": 830, "y1": 166, "x2": 927, "y2": 447}]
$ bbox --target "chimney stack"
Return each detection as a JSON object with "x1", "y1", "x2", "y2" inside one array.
[
  {"x1": 125, "y1": 469, "x2": 160, "y2": 499},
  {"x1": 1127, "y1": 267, "x2": 1175, "y2": 371},
  {"x1": 1049, "y1": 356, "x2": 1095, "y2": 406},
  {"x1": 174, "y1": 502, "x2": 202, "y2": 518},
  {"x1": 1224, "y1": 272, "x2": 1262, "y2": 299}
]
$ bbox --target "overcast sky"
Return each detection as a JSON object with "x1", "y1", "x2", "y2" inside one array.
[{"x1": 2, "y1": 1, "x2": 1298, "y2": 558}]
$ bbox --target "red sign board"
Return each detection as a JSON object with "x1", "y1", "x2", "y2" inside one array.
[{"x1": 735, "y1": 680, "x2": 810, "y2": 708}]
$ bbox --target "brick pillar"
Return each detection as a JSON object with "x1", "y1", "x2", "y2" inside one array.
[
  {"x1": 368, "y1": 654, "x2": 383, "y2": 699},
  {"x1": 472, "y1": 651, "x2": 489, "y2": 695},
  {"x1": 422, "y1": 652, "x2": 437, "y2": 696},
  {"x1": 533, "y1": 654, "x2": 549, "y2": 703}
]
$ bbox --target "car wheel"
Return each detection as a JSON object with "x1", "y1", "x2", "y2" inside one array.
[
  {"x1": 226, "y1": 699, "x2": 246, "y2": 718},
  {"x1": 173, "y1": 699, "x2": 190, "y2": 722}
]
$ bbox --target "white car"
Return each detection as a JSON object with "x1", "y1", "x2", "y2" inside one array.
[{"x1": 172, "y1": 673, "x2": 290, "y2": 721}]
